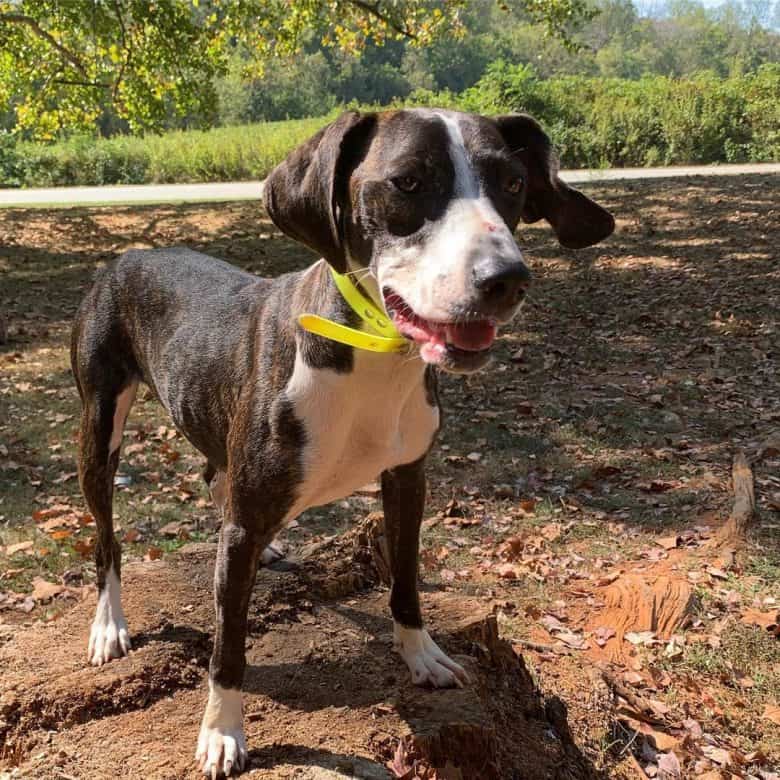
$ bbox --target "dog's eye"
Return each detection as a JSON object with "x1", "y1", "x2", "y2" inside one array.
[
  {"x1": 504, "y1": 176, "x2": 524, "y2": 195},
  {"x1": 392, "y1": 175, "x2": 421, "y2": 194}
]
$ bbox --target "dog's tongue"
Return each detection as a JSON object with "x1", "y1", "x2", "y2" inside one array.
[
  {"x1": 385, "y1": 294, "x2": 497, "y2": 353},
  {"x1": 444, "y1": 321, "x2": 497, "y2": 351}
]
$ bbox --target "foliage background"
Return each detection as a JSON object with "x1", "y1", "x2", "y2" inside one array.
[{"x1": 0, "y1": 0, "x2": 778, "y2": 185}]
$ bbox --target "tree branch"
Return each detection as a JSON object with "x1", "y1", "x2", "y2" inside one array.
[
  {"x1": 53, "y1": 78, "x2": 111, "y2": 88},
  {"x1": 0, "y1": 12, "x2": 92, "y2": 78},
  {"x1": 111, "y1": 0, "x2": 131, "y2": 100},
  {"x1": 344, "y1": 0, "x2": 418, "y2": 39}
]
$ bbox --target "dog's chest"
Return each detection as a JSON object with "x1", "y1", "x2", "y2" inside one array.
[{"x1": 284, "y1": 351, "x2": 438, "y2": 517}]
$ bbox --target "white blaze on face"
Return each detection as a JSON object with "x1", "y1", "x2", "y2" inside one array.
[
  {"x1": 378, "y1": 111, "x2": 523, "y2": 323},
  {"x1": 437, "y1": 113, "x2": 480, "y2": 199}
]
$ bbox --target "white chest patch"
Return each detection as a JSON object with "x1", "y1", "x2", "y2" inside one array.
[{"x1": 284, "y1": 349, "x2": 439, "y2": 519}]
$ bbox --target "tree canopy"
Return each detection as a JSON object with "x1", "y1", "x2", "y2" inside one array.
[{"x1": 0, "y1": 0, "x2": 594, "y2": 139}]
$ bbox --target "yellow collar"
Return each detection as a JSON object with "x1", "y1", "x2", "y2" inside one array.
[{"x1": 298, "y1": 268, "x2": 409, "y2": 353}]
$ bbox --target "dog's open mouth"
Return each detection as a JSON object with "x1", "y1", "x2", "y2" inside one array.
[{"x1": 383, "y1": 290, "x2": 497, "y2": 367}]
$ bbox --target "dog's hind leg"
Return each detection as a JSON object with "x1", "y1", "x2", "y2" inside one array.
[
  {"x1": 72, "y1": 310, "x2": 138, "y2": 666},
  {"x1": 382, "y1": 458, "x2": 469, "y2": 688},
  {"x1": 79, "y1": 380, "x2": 137, "y2": 665}
]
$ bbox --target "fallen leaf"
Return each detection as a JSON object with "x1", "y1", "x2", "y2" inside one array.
[
  {"x1": 32, "y1": 507, "x2": 66, "y2": 522},
  {"x1": 594, "y1": 626, "x2": 616, "y2": 647},
  {"x1": 641, "y1": 480, "x2": 677, "y2": 494},
  {"x1": 701, "y1": 745, "x2": 732, "y2": 766},
  {"x1": 73, "y1": 537, "x2": 95, "y2": 558},
  {"x1": 758, "y1": 431, "x2": 780, "y2": 459},
  {"x1": 52, "y1": 471, "x2": 77, "y2": 484},
  {"x1": 762, "y1": 702, "x2": 780, "y2": 726},
  {"x1": 159, "y1": 521, "x2": 185, "y2": 537},
  {"x1": 6, "y1": 540, "x2": 34, "y2": 556},
  {"x1": 741, "y1": 608, "x2": 779, "y2": 633},
  {"x1": 146, "y1": 546, "x2": 163, "y2": 561},
  {"x1": 656, "y1": 750, "x2": 681, "y2": 778},
  {"x1": 656, "y1": 535, "x2": 680, "y2": 550},
  {"x1": 642, "y1": 725, "x2": 680, "y2": 752},
  {"x1": 625, "y1": 630, "x2": 656, "y2": 646},
  {"x1": 495, "y1": 563, "x2": 519, "y2": 579},
  {"x1": 518, "y1": 498, "x2": 536, "y2": 514},
  {"x1": 540, "y1": 614, "x2": 587, "y2": 649},
  {"x1": 541, "y1": 523, "x2": 562, "y2": 542},
  {"x1": 31, "y1": 577, "x2": 64, "y2": 602},
  {"x1": 623, "y1": 670, "x2": 644, "y2": 686}
]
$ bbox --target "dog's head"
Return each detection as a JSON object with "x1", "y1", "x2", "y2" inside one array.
[{"x1": 264, "y1": 109, "x2": 614, "y2": 373}]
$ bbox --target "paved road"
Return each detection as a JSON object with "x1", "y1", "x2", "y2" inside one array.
[{"x1": 0, "y1": 163, "x2": 777, "y2": 208}]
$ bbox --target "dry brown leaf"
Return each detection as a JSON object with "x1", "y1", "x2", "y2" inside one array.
[
  {"x1": 31, "y1": 577, "x2": 64, "y2": 602},
  {"x1": 625, "y1": 630, "x2": 656, "y2": 646},
  {"x1": 656, "y1": 535, "x2": 680, "y2": 550},
  {"x1": 6, "y1": 540, "x2": 34, "y2": 556},
  {"x1": 495, "y1": 563, "x2": 519, "y2": 579},
  {"x1": 32, "y1": 507, "x2": 66, "y2": 522},
  {"x1": 701, "y1": 745, "x2": 732, "y2": 766},
  {"x1": 541, "y1": 523, "x2": 562, "y2": 542},
  {"x1": 73, "y1": 537, "x2": 95, "y2": 558},
  {"x1": 656, "y1": 750, "x2": 681, "y2": 778},
  {"x1": 641, "y1": 725, "x2": 680, "y2": 752},
  {"x1": 594, "y1": 626, "x2": 616, "y2": 647},
  {"x1": 146, "y1": 546, "x2": 163, "y2": 561},
  {"x1": 762, "y1": 702, "x2": 780, "y2": 726},
  {"x1": 740, "y1": 608, "x2": 779, "y2": 632}
]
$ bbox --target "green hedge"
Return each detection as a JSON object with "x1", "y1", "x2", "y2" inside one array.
[
  {"x1": 0, "y1": 115, "x2": 330, "y2": 188},
  {"x1": 0, "y1": 66, "x2": 777, "y2": 188},
  {"x1": 445, "y1": 62, "x2": 780, "y2": 167}
]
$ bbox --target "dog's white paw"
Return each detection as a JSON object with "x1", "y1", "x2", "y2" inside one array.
[
  {"x1": 197, "y1": 725, "x2": 248, "y2": 778},
  {"x1": 196, "y1": 684, "x2": 248, "y2": 778},
  {"x1": 88, "y1": 567, "x2": 131, "y2": 666},
  {"x1": 393, "y1": 624, "x2": 469, "y2": 688},
  {"x1": 259, "y1": 541, "x2": 285, "y2": 566}
]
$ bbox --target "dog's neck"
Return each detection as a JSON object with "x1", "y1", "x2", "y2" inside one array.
[{"x1": 297, "y1": 259, "x2": 428, "y2": 384}]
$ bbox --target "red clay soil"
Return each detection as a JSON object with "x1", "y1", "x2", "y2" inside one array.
[{"x1": 0, "y1": 534, "x2": 600, "y2": 779}]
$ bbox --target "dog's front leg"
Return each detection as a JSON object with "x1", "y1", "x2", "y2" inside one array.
[
  {"x1": 382, "y1": 458, "x2": 469, "y2": 688},
  {"x1": 197, "y1": 513, "x2": 266, "y2": 777}
]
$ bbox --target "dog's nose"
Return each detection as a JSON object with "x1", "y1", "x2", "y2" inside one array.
[{"x1": 472, "y1": 260, "x2": 532, "y2": 308}]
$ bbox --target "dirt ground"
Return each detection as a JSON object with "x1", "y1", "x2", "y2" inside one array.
[{"x1": 0, "y1": 175, "x2": 779, "y2": 779}]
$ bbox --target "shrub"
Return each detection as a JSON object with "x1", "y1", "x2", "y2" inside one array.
[
  {"x1": 5, "y1": 116, "x2": 331, "y2": 188},
  {"x1": 2, "y1": 66, "x2": 777, "y2": 188}
]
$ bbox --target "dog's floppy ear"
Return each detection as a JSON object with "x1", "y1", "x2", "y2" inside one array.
[
  {"x1": 494, "y1": 114, "x2": 615, "y2": 249},
  {"x1": 263, "y1": 110, "x2": 376, "y2": 271}
]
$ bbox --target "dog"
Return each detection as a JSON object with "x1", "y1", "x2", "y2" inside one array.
[{"x1": 71, "y1": 109, "x2": 614, "y2": 777}]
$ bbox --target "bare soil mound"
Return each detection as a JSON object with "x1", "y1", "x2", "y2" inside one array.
[{"x1": 0, "y1": 535, "x2": 599, "y2": 779}]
